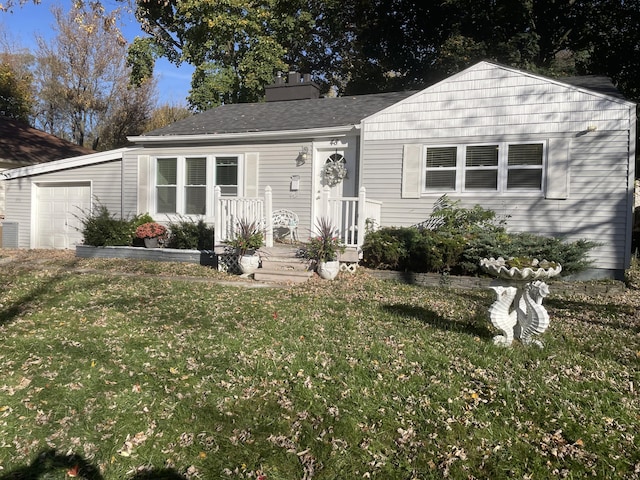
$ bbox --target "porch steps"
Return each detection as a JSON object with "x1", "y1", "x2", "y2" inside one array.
[{"x1": 255, "y1": 245, "x2": 314, "y2": 284}]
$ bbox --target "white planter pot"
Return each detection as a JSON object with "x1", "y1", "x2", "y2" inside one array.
[
  {"x1": 238, "y1": 254, "x2": 260, "y2": 274},
  {"x1": 317, "y1": 260, "x2": 340, "y2": 280}
]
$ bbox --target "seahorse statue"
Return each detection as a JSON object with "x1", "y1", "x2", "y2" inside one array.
[
  {"x1": 519, "y1": 280, "x2": 550, "y2": 347},
  {"x1": 488, "y1": 286, "x2": 518, "y2": 346}
]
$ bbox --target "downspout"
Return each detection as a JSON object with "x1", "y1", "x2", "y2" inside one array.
[
  {"x1": 625, "y1": 105, "x2": 637, "y2": 270},
  {"x1": 121, "y1": 152, "x2": 125, "y2": 218}
]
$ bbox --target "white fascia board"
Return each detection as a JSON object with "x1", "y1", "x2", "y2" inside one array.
[
  {"x1": 1, "y1": 147, "x2": 132, "y2": 180},
  {"x1": 127, "y1": 125, "x2": 360, "y2": 146}
]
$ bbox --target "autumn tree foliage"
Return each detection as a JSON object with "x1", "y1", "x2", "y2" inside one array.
[
  {"x1": 31, "y1": 3, "x2": 156, "y2": 150},
  {"x1": 0, "y1": 51, "x2": 33, "y2": 122}
]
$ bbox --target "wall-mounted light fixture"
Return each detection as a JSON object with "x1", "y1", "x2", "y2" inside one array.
[{"x1": 297, "y1": 146, "x2": 309, "y2": 166}]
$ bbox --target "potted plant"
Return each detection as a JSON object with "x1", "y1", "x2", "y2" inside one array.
[
  {"x1": 303, "y1": 218, "x2": 345, "y2": 280},
  {"x1": 227, "y1": 218, "x2": 264, "y2": 274},
  {"x1": 135, "y1": 222, "x2": 168, "y2": 248}
]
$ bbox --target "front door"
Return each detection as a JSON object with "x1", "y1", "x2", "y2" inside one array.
[{"x1": 312, "y1": 140, "x2": 357, "y2": 236}]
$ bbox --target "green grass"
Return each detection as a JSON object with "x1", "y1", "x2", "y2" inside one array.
[{"x1": 0, "y1": 250, "x2": 638, "y2": 479}]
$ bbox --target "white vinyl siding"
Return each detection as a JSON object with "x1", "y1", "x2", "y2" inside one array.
[
  {"x1": 423, "y1": 142, "x2": 544, "y2": 194},
  {"x1": 360, "y1": 62, "x2": 634, "y2": 272}
]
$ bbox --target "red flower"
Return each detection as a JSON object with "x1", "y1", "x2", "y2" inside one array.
[{"x1": 135, "y1": 222, "x2": 167, "y2": 239}]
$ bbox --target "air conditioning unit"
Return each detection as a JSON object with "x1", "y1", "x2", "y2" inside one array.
[{"x1": 2, "y1": 221, "x2": 18, "y2": 248}]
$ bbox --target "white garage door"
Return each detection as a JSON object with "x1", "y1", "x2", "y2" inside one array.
[{"x1": 35, "y1": 182, "x2": 91, "y2": 249}]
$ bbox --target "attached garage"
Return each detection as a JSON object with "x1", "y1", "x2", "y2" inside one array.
[
  {"x1": 34, "y1": 182, "x2": 92, "y2": 249},
  {"x1": 2, "y1": 148, "x2": 130, "y2": 249}
]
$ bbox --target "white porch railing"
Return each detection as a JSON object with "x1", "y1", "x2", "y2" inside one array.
[
  {"x1": 214, "y1": 185, "x2": 381, "y2": 249},
  {"x1": 213, "y1": 186, "x2": 265, "y2": 245},
  {"x1": 318, "y1": 186, "x2": 380, "y2": 248}
]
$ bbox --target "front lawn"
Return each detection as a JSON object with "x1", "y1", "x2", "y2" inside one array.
[{"x1": 0, "y1": 251, "x2": 638, "y2": 479}]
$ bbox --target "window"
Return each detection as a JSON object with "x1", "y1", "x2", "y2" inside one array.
[
  {"x1": 423, "y1": 142, "x2": 544, "y2": 194},
  {"x1": 216, "y1": 157, "x2": 238, "y2": 196},
  {"x1": 156, "y1": 158, "x2": 177, "y2": 213},
  {"x1": 425, "y1": 147, "x2": 457, "y2": 191},
  {"x1": 154, "y1": 155, "x2": 240, "y2": 215},
  {"x1": 465, "y1": 145, "x2": 498, "y2": 190},
  {"x1": 507, "y1": 144, "x2": 543, "y2": 189},
  {"x1": 185, "y1": 157, "x2": 206, "y2": 214}
]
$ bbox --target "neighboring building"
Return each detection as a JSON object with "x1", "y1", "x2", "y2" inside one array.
[
  {"x1": 2, "y1": 63, "x2": 636, "y2": 279},
  {"x1": 0, "y1": 117, "x2": 94, "y2": 218}
]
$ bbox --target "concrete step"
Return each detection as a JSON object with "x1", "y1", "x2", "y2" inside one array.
[
  {"x1": 260, "y1": 259, "x2": 311, "y2": 271},
  {"x1": 254, "y1": 269, "x2": 314, "y2": 284}
]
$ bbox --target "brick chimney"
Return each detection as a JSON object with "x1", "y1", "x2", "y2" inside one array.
[{"x1": 265, "y1": 71, "x2": 320, "y2": 102}]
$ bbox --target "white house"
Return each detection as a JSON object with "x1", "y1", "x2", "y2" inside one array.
[{"x1": 2, "y1": 62, "x2": 636, "y2": 279}]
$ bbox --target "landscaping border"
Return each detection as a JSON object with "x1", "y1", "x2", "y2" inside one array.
[{"x1": 76, "y1": 245, "x2": 216, "y2": 266}]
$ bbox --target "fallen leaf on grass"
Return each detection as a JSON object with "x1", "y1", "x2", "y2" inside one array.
[{"x1": 67, "y1": 464, "x2": 80, "y2": 477}]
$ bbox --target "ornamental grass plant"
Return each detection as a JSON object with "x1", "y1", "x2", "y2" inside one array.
[
  {"x1": 227, "y1": 218, "x2": 264, "y2": 256},
  {"x1": 0, "y1": 250, "x2": 638, "y2": 479},
  {"x1": 302, "y1": 217, "x2": 346, "y2": 262}
]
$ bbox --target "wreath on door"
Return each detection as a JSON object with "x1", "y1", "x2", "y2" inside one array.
[{"x1": 321, "y1": 153, "x2": 348, "y2": 187}]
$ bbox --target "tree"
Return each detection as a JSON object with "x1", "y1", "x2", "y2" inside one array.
[
  {"x1": 0, "y1": 51, "x2": 34, "y2": 122},
  {"x1": 144, "y1": 103, "x2": 191, "y2": 132},
  {"x1": 32, "y1": 3, "x2": 156, "y2": 150},
  {"x1": 132, "y1": 0, "x2": 315, "y2": 110}
]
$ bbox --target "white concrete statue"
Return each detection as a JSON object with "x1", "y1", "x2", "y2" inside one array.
[{"x1": 481, "y1": 257, "x2": 561, "y2": 348}]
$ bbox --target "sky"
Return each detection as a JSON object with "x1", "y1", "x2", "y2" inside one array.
[{"x1": 0, "y1": 0, "x2": 194, "y2": 105}]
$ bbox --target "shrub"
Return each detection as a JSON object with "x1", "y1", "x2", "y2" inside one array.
[
  {"x1": 78, "y1": 203, "x2": 137, "y2": 246},
  {"x1": 362, "y1": 197, "x2": 597, "y2": 276},
  {"x1": 166, "y1": 217, "x2": 215, "y2": 250},
  {"x1": 460, "y1": 232, "x2": 598, "y2": 275}
]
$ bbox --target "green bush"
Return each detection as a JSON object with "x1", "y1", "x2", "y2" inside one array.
[
  {"x1": 166, "y1": 217, "x2": 215, "y2": 250},
  {"x1": 362, "y1": 196, "x2": 597, "y2": 276},
  {"x1": 460, "y1": 232, "x2": 597, "y2": 275},
  {"x1": 79, "y1": 203, "x2": 137, "y2": 246}
]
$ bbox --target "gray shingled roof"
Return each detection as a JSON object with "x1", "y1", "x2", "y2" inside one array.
[
  {"x1": 142, "y1": 70, "x2": 627, "y2": 139},
  {"x1": 143, "y1": 90, "x2": 417, "y2": 137},
  {"x1": 560, "y1": 75, "x2": 626, "y2": 100}
]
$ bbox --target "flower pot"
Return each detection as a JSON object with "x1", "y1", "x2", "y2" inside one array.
[
  {"x1": 317, "y1": 260, "x2": 340, "y2": 280},
  {"x1": 238, "y1": 254, "x2": 260, "y2": 275},
  {"x1": 144, "y1": 237, "x2": 160, "y2": 248}
]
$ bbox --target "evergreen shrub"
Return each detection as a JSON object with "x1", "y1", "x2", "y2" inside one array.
[
  {"x1": 361, "y1": 196, "x2": 597, "y2": 275},
  {"x1": 166, "y1": 217, "x2": 215, "y2": 250}
]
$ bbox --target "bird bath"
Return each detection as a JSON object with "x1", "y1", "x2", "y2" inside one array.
[{"x1": 480, "y1": 257, "x2": 562, "y2": 348}]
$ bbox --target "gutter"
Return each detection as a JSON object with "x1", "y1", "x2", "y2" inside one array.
[{"x1": 127, "y1": 125, "x2": 360, "y2": 146}]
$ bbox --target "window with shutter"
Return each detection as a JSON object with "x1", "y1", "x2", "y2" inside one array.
[
  {"x1": 420, "y1": 142, "x2": 545, "y2": 195},
  {"x1": 425, "y1": 147, "x2": 457, "y2": 191},
  {"x1": 153, "y1": 154, "x2": 241, "y2": 216},
  {"x1": 507, "y1": 144, "x2": 543, "y2": 190}
]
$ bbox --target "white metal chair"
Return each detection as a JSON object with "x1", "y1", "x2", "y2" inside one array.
[{"x1": 272, "y1": 209, "x2": 299, "y2": 243}]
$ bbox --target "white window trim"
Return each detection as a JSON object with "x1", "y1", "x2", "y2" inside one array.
[
  {"x1": 422, "y1": 141, "x2": 546, "y2": 196},
  {"x1": 150, "y1": 154, "x2": 243, "y2": 221}
]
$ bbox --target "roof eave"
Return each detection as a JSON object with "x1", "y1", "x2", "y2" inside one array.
[
  {"x1": 2, "y1": 147, "x2": 132, "y2": 180},
  {"x1": 128, "y1": 125, "x2": 360, "y2": 146}
]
